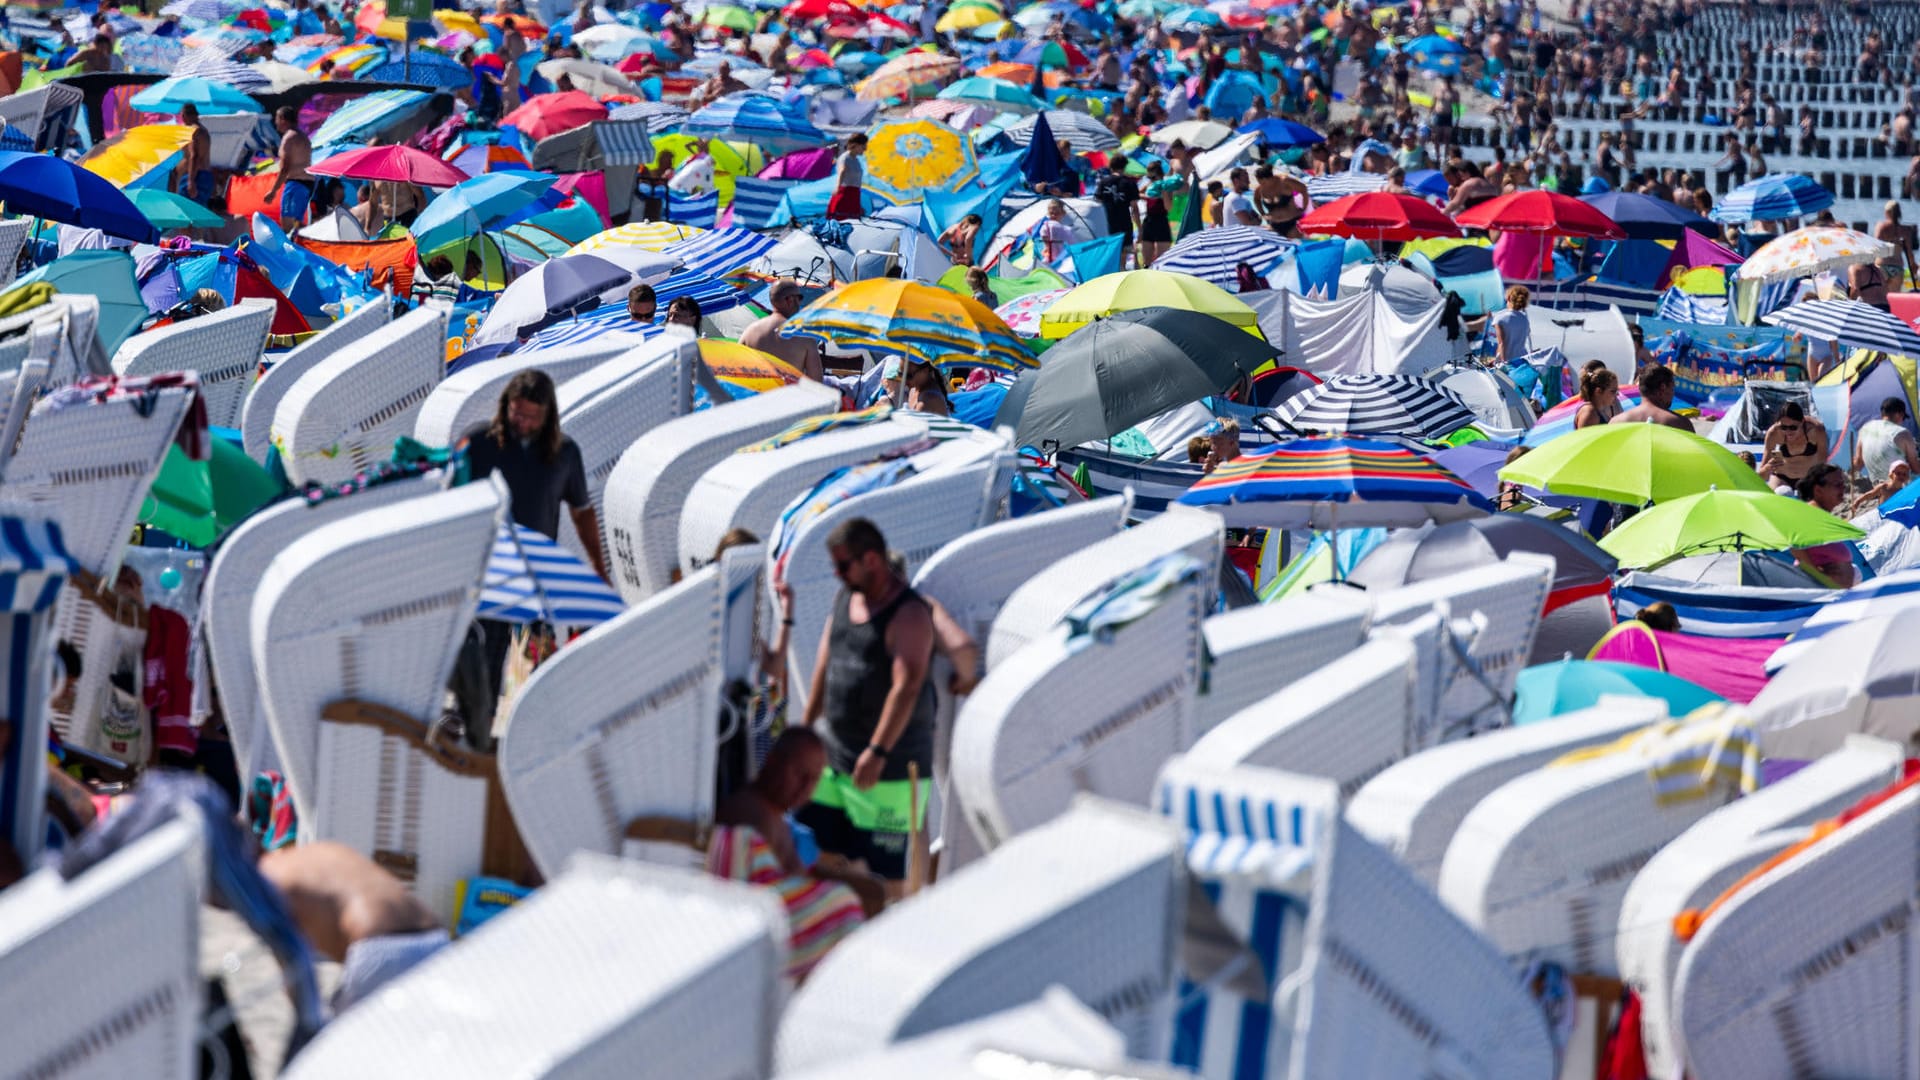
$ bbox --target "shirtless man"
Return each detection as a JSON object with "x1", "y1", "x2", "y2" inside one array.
[
  {"x1": 73, "y1": 33, "x2": 112, "y2": 74},
  {"x1": 1610, "y1": 363, "x2": 1693, "y2": 431},
  {"x1": 257, "y1": 841, "x2": 446, "y2": 1012},
  {"x1": 269, "y1": 106, "x2": 314, "y2": 232},
  {"x1": 739, "y1": 279, "x2": 823, "y2": 381},
  {"x1": 715, "y1": 728, "x2": 885, "y2": 916},
  {"x1": 179, "y1": 104, "x2": 214, "y2": 207}
]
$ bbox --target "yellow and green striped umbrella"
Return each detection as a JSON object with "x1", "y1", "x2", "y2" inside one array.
[{"x1": 784, "y1": 279, "x2": 1035, "y2": 373}]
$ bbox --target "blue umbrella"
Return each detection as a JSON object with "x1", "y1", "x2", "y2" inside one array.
[
  {"x1": 681, "y1": 92, "x2": 830, "y2": 154},
  {"x1": 1152, "y1": 225, "x2": 1291, "y2": 287},
  {"x1": 1405, "y1": 168, "x2": 1450, "y2": 200},
  {"x1": 362, "y1": 53, "x2": 473, "y2": 89},
  {"x1": 1205, "y1": 70, "x2": 1271, "y2": 120},
  {"x1": 1580, "y1": 191, "x2": 1718, "y2": 240},
  {"x1": 1401, "y1": 33, "x2": 1466, "y2": 75},
  {"x1": 0, "y1": 152, "x2": 155, "y2": 242},
  {"x1": 129, "y1": 75, "x2": 259, "y2": 116},
  {"x1": 1020, "y1": 110, "x2": 1067, "y2": 190},
  {"x1": 1237, "y1": 117, "x2": 1323, "y2": 148},
  {"x1": 1513, "y1": 659, "x2": 1723, "y2": 724},
  {"x1": 412, "y1": 171, "x2": 556, "y2": 254},
  {"x1": 1711, "y1": 173, "x2": 1834, "y2": 224}
]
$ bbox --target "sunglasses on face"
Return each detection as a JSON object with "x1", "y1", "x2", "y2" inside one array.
[{"x1": 1779, "y1": 423, "x2": 1801, "y2": 431}]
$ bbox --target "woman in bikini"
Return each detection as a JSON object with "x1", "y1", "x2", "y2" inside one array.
[
  {"x1": 1573, "y1": 365, "x2": 1621, "y2": 429},
  {"x1": 1759, "y1": 402, "x2": 1831, "y2": 492}
]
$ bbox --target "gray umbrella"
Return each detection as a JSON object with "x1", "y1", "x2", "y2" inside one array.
[{"x1": 994, "y1": 307, "x2": 1278, "y2": 452}]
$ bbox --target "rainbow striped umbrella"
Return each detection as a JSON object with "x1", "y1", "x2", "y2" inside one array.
[
  {"x1": 784, "y1": 279, "x2": 1036, "y2": 373},
  {"x1": 1178, "y1": 437, "x2": 1492, "y2": 534}
]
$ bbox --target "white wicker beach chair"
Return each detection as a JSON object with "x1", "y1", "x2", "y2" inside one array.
[
  {"x1": 951, "y1": 552, "x2": 1208, "y2": 852},
  {"x1": 269, "y1": 307, "x2": 446, "y2": 487},
  {"x1": 410, "y1": 339, "x2": 629, "y2": 450},
  {"x1": 1669, "y1": 775, "x2": 1920, "y2": 1080},
  {"x1": 1197, "y1": 593, "x2": 1373, "y2": 735},
  {"x1": 1152, "y1": 757, "x2": 1557, "y2": 1080},
  {"x1": 781, "y1": 436, "x2": 1014, "y2": 717},
  {"x1": 776, "y1": 798, "x2": 1185, "y2": 1072},
  {"x1": 1346, "y1": 698, "x2": 1670, "y2": 889},
  {"x1": 983, "y1": 507, "x2": 1224, "y2": 670},
  {"x1": 1617, "y1": 735, "x2": 1906, "y2": 1080},
  {"x1": 498, "y1": 564, "x2": 727, "y2": 879},
  {"x1": 677, "y1": 416, "x2": 932, "y2": 578},
  {"x1": 253, "y1": 479, "x2": 507, "y2": 920},
  {"x1": 781, "y1": 989, "x2": 1133, "y2": 1079},
  {"x1": 0, "y1": 218, "x2": 29, "y2": 289},
  {"x1": 0, "y1": 324, "x2": 33, "y2": 377},
  {"x1": 202, "y1": 473, "x2": 445, "y2": 796},
  {"x1": 240, "y1": 300, "x2": 390, "y2": 463},
  {"x1": 0, "y1": 814, "x2": 203, "y2": 1080},
  {"x1": 0, "y1": 515, "x2": 75, "y2": 866},
  {"x1": 284, "y1": 857, "x2": 785, "y2": 1080},
  {"x1": 0, "y1": 358, "x2": 47, "y2": 482},
  {"x1": 24, "y1": 309, "x2": 77, "y2": 388},
  {"x1": 550, "y1": 336, "x2": 699, "y2": 566},
  {"x1": 111, "y1": 299, "x2": 274, "y2": 430},
  {"x1": 1435, "y1": 725, "x2": 1745, "y2": 977},
  {"x1": 601, "y1": 381, "x2": 841, "y2": 602},
  {"x1": 1181, "y1": 637, "x2": 1418, "y2": 798}
]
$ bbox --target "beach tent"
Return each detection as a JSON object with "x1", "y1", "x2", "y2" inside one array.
[
  {"x1": 1816, "y1": 350, "x2": 1920, "y2": 462},
  {"x1": 1706, "y1": 380, "x2": 1820, "y2": 451},
  {"x1": 1587, "y1": 621, "x2": 1779, "y2": 704}
]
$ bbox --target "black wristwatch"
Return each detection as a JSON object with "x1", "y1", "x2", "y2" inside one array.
[{"x1": 865, "y1": 744, "x2": 890, "y2": 759}]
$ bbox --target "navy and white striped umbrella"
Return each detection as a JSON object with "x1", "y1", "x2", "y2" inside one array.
[
  {"x1": 1151, "y1": 226, "x2": 1291, "y2": 286},
  {"x1": 1764, "y1": 298, "x2": 1920, "y2": 357},
  {"x1": 1003, "y1": 110, "x2": 1120, "y2": 153},
  {"x1": 681, "y1": 92, "x2": 829, "y2": 154},
  {"x1": 520, "y1": 271, "x2": 745, "y2": 351},
  {"x1": 479, "y1": 523, "x2": 625, "y2": 626},
  {"x1": 173, "y1": 46, "x2": 271, "y2": 92},
  {"x1": 1272, "y1": 373, "x2": 1477, "y2": 439},
  {"x1": 1306, "y1": 172, "x2": 1388, "y2": 204},
  {"x1": 663, "y1": 227, "x2": 779, "y2": 279},
  {"x1": 609, "y1": 101, "x2": 690, "y2": 132},
  {"x1": 1710, "y1": 173, "x2": 1834, "y2": 225},
  {"x1": 161, "y1": 0, "x2": 238, "y2": 20}
]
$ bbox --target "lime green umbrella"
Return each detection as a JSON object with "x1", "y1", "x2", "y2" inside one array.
[
  {"x1": 1497, "y1": 423, "x2": 1771, "y2": 505},
  {"x1": 700, "y1": 5, "x2": 755, "y2": 31},
  {"x1": 141, "y1": 439, "x2": 282, "y2": 547},
  {"x1": 1597, "y1": 488, "x2": 1864, "y2": 568},
  {"x1": 936, "y1": 264, "x2": 1067, "y2": 303},
  {"x1": 129, "y1": 188, "x2": 224, "y2": 230}
]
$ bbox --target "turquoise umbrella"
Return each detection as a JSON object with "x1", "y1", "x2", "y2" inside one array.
[
  {"x1": 411, "y1": 171, "x2": 557, "y2": 253},
  {"x1": 12, "y1": 249, "x2": 148, "y2": 357},
  {"x1": 937, "y1": 76, "x2": 1045, "y2": 115},
  {"x1": 130, "y1": 76, "x2": 260, "y2": 116},
  {"x1": 129, "y1": 188, "x2": 225, "y2": 230},
  {"x1": 1512, "y1": 658, "x2": 1724, "y2": 725}
]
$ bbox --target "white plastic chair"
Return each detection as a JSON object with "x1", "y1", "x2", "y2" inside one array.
[
  {"x1": 269, "y1": 307, "x2": 446, "y2": 487},
  {"x1": 112, "y1": 299, "x2": 275, "y2": 430},
  {"x1": 241, "y1": 299, "x2": 390, "y2": 463}
]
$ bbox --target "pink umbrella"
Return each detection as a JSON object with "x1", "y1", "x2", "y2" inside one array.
[
  {"x1": 554, "y1": 172, "x2": 610, "y2": 227},
  {"x1": 309, "y1": 144, "x2": 470, "y2": 187},
  {"x1": 758, "y1": 146, "x2": 835, "y2": 181},
  {"x1": 502, "y1": 90, "x2": 608, "y2": 142}
]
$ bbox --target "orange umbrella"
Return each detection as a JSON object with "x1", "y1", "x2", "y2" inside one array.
[
  {"x1": 698, "y1": 341, "x2": 803, "y2": 391},
  {"x1": 975, "y1": 61, "x2": 1064, "y2": 88},
  {"x1": 483, "y1": 12, "x2": 548, "y2": 37},
  {"x1": 501, "y1": 91, "x2": 608, "y2": 141}
]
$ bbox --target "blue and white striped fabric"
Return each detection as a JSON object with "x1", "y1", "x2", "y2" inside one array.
[
  {"x1": 1657, "y1": 287, "x2": 1730, "y2": 325},
  {"x1": 519, "y1": 271, "x2": 745, "y2": 351},
  {"x1": 1526, "y1": 278, "x2": 1659, "y2": 316},
  {"x1": 1153, "y1": 226, "x2": 1292, "y2": 287},
  {"x1": 0, "y1": 517, "x2": 74, "y2": 867},
  {"x1": 667, "y1": 190, "x2": 718, "y2": 229},
  {"x1": 1763, "y1": 298, "x2": 1920, "y2": 358},
  {"x1": 608, "y1": 102, "x2": 690, "y2": 131},
  {"x1": 161, "y1": 0, "x2": 238, "y2": 20},
  {"x1": 1710, "y1": 173, "x2": 1835, "y2": 225},
  {"x1": 730, "y1": 178, "x2": 797, "y2": 230},
  {"x1": 664, "y1": 227, "x2": 778, "y2": 279},
  {"x1": 172, "y1": 46, "x2": 271, "y2": 92},
  {"x1": 1612, "y1": 575, "x2": 1836, "y2": 639},
  {"x1": 478, "y1": 522, "x2": 626, "y2": 626},
  {"x1": 1765, "y1": 568, "x2": 1920, "y2": 671},
  {"x1": 311, "y1": 90, "x2": 431, "y2": 153},
  {"x1": 592, "y1": 119, "x2": 654, "y2": 166},
  {"x1": 1306, "y1": 172, "x2": 1387, "y2": 204}
]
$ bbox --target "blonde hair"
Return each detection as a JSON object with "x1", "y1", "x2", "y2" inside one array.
[{"x1": 1505, "y1": 285, "x2": 1531, "y2": 310}]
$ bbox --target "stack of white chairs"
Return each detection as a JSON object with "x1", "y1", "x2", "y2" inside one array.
[
  {"x1": 777, "y1": 799, "x2": 1185, "y2": 1071},
  {"x1": 284, "y1": 858, "x2": 786, "y2": 1079},
  {"x1": 240, "y1": 299, "x2": 390, "y2": 463},
  {"x1": 269, "y1": 307, "x2": 447, "y2": 487},
  {"x1": 1197, "y1": 592, "x2": 1372, "y2": 734},
  {"x1": 0, "y1": 813, "x2": 204, "y2": 1079},
  {"x1": 111, "y1": 298, "x2": 275, "y2": 430},
  {"x1": 499, "y1": 564, "x2": 728, "y2": 877},
  {"x1": 1152, "y1": 757, "x2": 1557, "y2": 1079},
  {"x1": 411, "y1": 340, "x2": 629, "y2": 450},
  {"x1": 253, "y1": 480, "x2": 505, "y2": 920},
  {"x1": 601, "y1": 380, "x2": 840, "y2": 601}
]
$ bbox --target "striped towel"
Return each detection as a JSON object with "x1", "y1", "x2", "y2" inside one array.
[
  {"x1": 705, "y1": 825, "x2": 865, "y2": 979},
  {"x1": 738, "y1": 404, "x2": 893, "y2": 454},
  {"x1": 730, "y1": 178, "x2": 798, "y2": 230},
  {"x1": 1549, "y1": 704, "x2": 1763, "y2": 805}
]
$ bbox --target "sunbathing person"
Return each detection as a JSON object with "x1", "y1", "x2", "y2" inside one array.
[
  {"x1": 715, "y1": 727, "x2": 886, "y2": 922},
  {"x1": 257, "y1": 841, "x2": 447, "y2": 1012}
]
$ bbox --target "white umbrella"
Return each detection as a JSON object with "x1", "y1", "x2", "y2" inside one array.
[
  {"x1": 1748, "y1": 603, "x2": 1920, "y2": 758},
  {"x1": 572, "y1": 23, "x2": 649, "y2": 62},
  {"x1": 535, "y1": 58, "x2": 638, "y2": 99}
]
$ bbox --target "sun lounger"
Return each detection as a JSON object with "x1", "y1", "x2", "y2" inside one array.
[
  {"x1": 1346, "y1": 698, "x2": 1670, "y2": 889},
  {"x1": 269, "y1": 308, "x2": 447, "y2": 487},
  {"x1": 411, "y1": 340, "x2": 629, "y2": 450},
  {"x1": 1152, "y1": 757, "x2": 1557, "y2": 1080},
  {"x1": 498, "y1": 563, "x2": 727, "y2": 878},
  {"x1": 112, "y1": 299, "x2": 275, "y2": 431},
  {"x1": 776, "y1": 798, "x2": 1184, "y2": 1072},
  {"x1": 781, "y1": 989, "x2": 1133, "y2": 1080},
  {"x1": 1672, "y1": 771, "x2": 1920, "y2": 1080},
  {"x1": 602, "y1": 381, "x2": 841, "y2": 602},
  {"x1": 0, "y1": 515, "x2": 75, "y2": 865},
  {"x1": 253, "y1": 479, "x2": 509, "y2": 920},
  {"x1": 240, "y1": 300, "x2": 390, "y2": 463},
  {"x1": 203, "y1": 472, "x2": 445, "y2": 796},
  {"x1": 1616, "y1": 735, "x2": 1905, "y2": 1080},
  {"x1": 677, "y1": 416, "x2": 931, "y2": 580},
  {"x1": 1197, "y1": 593, "x2": 1373, "y2": 735},
  {"x1": 986, "y1": 506, "x2": 1226, "y2": 669},
  {"x1": 0, "y1": 813, "x2": 202, "y2": 1079},
  {"x1": 284, "y1": 857, "x2": 785, "y2": 1080},
  {"x1": 1181, "y1": 636, "x2": 1418, "y2": 798}
]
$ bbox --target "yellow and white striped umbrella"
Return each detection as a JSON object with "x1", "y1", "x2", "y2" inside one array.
[{"x1": 567, "y1": 221, "x2": 707, "y2": 255}]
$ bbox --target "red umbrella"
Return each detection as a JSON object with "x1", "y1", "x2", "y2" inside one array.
[
  {"x1": 1298, "y1": 191, "x2": 1462, "y2": 242},
  {"x1": 826, "y1": 11, "x2": 916, "y2": 38},
  {"x1": 502, "y1": 90, "x2": 608, "y2": 142},
  {"x1": 1454, "y1": 190, "x2": 1626, "y2": 239},
  {"x1": 782, "y1": 0, "x2": 860, "y2": 19},
  {"x1": 309, "y1": 145, "x2": 470, "y2": 187}
]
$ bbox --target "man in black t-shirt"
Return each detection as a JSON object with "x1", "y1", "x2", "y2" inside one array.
[{"x1": 1093, "y1": 155, "x2": 1141, "y2": 265}]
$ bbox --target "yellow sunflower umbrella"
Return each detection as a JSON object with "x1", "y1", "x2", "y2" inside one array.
[
  {"x1": 569, "y1": 221, "x2": 706, "y2": 255},
  {"x1": 860, "y1": 118, "x2": 980, "y2": 206},
  {"x1": 700, "y1": 341, "x2": 803, "y2": 391},
  {"x1": 784, "y1": 279, "x2": 1036, "y2": 372},
  {"x1": 1038, "y1": 269, "x2": 1261, "y2": 339}
]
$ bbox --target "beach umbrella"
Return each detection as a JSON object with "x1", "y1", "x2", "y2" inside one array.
[
  {"x1": 1455, "y1": 189, "x2": 1626, "y2": 239},
  {"x1": 361, "y1": 53, "x2": 471, "y2": 89},
  {"x1": 860, "y1": 117, "x2": 979, "y2": 205},
  {"x1": 936, "y1": 4, "x2": 1004, "y2": 31},
  {"x1": 1401, "y1": 33, "x2": 1465, "y2": 74},
  {"x1": 1177, "y1": 436, "x2": 1493, "y2": 538},
  {"x1": 827, "y1": 11, "x2": 916, "y2": 39},
  {"x1": 1497, "y1": 423, "x2": 1771, "y2": 504},
  {"x1": 1764, "y1": 297, "x2": 1920, "y2": 357},
  {"x1": 681, "y1": 93, "x2": 828, "y2": 153},
  {"x1": 1597, "y1": 488, "x2": 1864, "y2": 568},
  {"x1": 1735, "y1": 226, "x2": 1893, "y2": 285},
  {"x1": 1513, "y1": 659, "x2": 1723, "y2": 725},
  {"x1": 470, "y1": 253, "x2": 634, "y2": 346},
  {"x1": 309, "y1": 144, "x2": 469, "y2": 187},
  {"x1": 1011, "y1": 38, "x2": 1088, "y2": 70},
  {"x1": 412, "y1": 171, "x2": 556, "y2": 253},
  {"x1": 1711, "y1": 173, "x2": 1834, "y2": 225},
  {"x1": 1578, "y1": 190, "x2": 1718, "y2": 240},
  {"x1": 857, "y1": 51, "x2": 962, "y2": 101},
  {"x1": 1237, "y1": 117, "x2": 1324, "y2": 148},
  {"x1": 478, "y1": 522, "x2": 626, "y2": 627},
  {"x1": 0, "y1": 152, "x2": 155, "y2": 242},
  {"x1": 1163, "y1": 4, "x2": 1222, "y2": 29},
  {"x1": 129, "y1": 189, "x2": 225, "y2": 230},
  {"x1": 936, "y1": 75, "x2": 1044, "y2": 114},
  {"x1": 141, "y1": 438, "x2": 280, "y2": 548},
  {"x1": 1150, "y1": 225, "x2": 1291, "y2": 286},
  {"x1": 1297, "y1": 190, "x2": 1462, "y2": 242},
  {"x1": 697, "y1": 341, "x2": 803, "y2": 391},
  {"x1": 12, "y1": 249, "x2": 149, "y2": 358},
  {"x1": 910, "y1": 99, "x2": 998, "y2": 129},
  {"x1": 1305, "y1": 172, "x2": 1389, "y2": 204},
  {"x1": 663, "y1": 227, "x2": 780, "y2": 277},
  {"x1": 1349, "y1": 513, "x2": 1618, "y2": 602},
  {"x1": 1003, "y1": 109, "x2": 1119, "y2": 152},
  {"x1": 1273, "y1": 373, "x2": 1477, "y2": 439},
  {"x1": 1149, "y1": 119, "x2": 1234, "y2": 150},
  {"x1": 570, "y1": 221, "x2": 705, "y2": 254},
  {"x1": 700, "y1": 4, "x2": 757, "y2": 30},
  {"x1": 501, "y1": 90, "x2": 608, "y2": 142},
  {"x1": 1747, "y1": 605, "x2": 1920, "y2": 757},
  {"x1": 1039, "y1": 268, "x2": 1258, "y2": 338},
  {"x1": 609, "y1": 101, "x2": 690, "y2": 131},
  {"x1": 995, "y1": 306, "x2": 1276, "y2": 449},
  {"x1": 783, "y1": 279, "x2": 1036, "y2": 372},
  {"x1": 535, "y1": 58, "x2": 638, "y2": 98},
  {"x1": 130, "y1": 75, "x2": 258, "y2": 116},
  {"x1": 1203, "y1": 70, "x2": 1271, "y2": 117},
  {"x1": 572, "y1": 23, "x2": 649, "y2": 61},
  {"x1": 992, "y1": 287, "x2": 1070, "y2": 337},
  {"x1": 783, "y1": 0, "x2": 860, "y2": 18}
]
